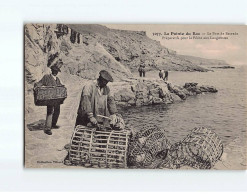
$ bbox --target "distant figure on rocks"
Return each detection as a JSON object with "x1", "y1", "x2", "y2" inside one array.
[
  {"x1": 159, "y1": 70, "x2": 165, "y2": 79},
  {"x1": 34, "y1": 60, "x2": 64, "y2": 135},
  {"x1": 164, "y1": 70, "x2": 168, "y2": 82},
  {"x1": 138, "y1": 64, "x2": 146, "y2": 77},
  {"x1": 159, "y1": 69, "x2": 168, "y2": 82},
  {"x1": 75, "y1": 70, "x2": 122, "y2": 129}
]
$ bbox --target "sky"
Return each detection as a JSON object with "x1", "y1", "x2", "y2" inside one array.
[{"x1": 104, "y1": 24, "x2": 247, "y2": 65}]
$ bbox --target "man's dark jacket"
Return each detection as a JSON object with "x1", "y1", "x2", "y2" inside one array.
[{"x1": 35, "y1": 74, "x2": 62, "y2": 87}]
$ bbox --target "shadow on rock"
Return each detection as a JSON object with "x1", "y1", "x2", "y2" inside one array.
[{"x1": 27, "y1": 120, "x2": 46, "y2": 131}]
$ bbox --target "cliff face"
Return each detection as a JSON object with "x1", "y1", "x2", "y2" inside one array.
[
  {"x1": 67, "y1": 24, "x2": 208, "y2": 72},
  {"x1": 25, "y1": 23, "x2": 210, "y2": 92},
  {"x1": 178, "y1": 55, "x2": 229, "y2": 66},
  {"x1": 24, "y1": 24, "x2": 133, "y2": 92}
]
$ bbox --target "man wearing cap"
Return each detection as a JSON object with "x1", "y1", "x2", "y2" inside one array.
[
  {"x1": 75, "y1": 70, "x2": 118, "y2": 128},
  {"x1": 34, "y1": 62, "x2": 63, "y2": 135}
]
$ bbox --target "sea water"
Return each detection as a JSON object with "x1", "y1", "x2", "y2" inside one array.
[{"x1": 119, "y1": 66, "x2": 247, "y2": 145}]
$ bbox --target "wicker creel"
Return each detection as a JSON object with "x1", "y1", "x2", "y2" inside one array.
[
  {"x1": 68, "y1": 125, "x2": 131, "y2": 168},
  {"x1": 33, "y1": 86, "x2": 67, "y2": 106},
  {"x1": 166, "y1": 127, "x2": 223, "y2": 169}
]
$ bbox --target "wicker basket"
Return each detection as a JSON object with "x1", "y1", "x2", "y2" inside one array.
[
  {"x1": 33, "y1": 86, "x2": 67, "y2": 106},
  {"x1": 68, "y1": 125, "x2": 131, "y2": 168},
  {"x1": 167, "y1": 127, "x2": 223, "y2": 169}
]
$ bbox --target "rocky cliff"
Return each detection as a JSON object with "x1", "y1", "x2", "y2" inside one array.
[
  {"x1": 25, "y1": 23, "x2": 210, "y2": 93},
  {"x1": 66, "y1": 24, "x2": 208, "y2": 72},
  {"x1": 24, "y1": 24, "x2": 132, "y2": 93}
]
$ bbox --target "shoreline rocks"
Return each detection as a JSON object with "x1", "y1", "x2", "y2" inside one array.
[
  {"x1": 113, "y1": 79, "x2": 218, "y2": 108},
  {"x1": 211, "y1": 66, "x2": 235, "y2": 69}
]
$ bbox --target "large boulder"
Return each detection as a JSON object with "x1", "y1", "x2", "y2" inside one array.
[
  {"x1": 152, "y1": 97, "x2": 163, "y2": 104},
  {"x1": 149, "y1": 88, "x2": 160, "y2": 98},
  {"x1": 170, "y1": 93, "x2": 182, "y2": 102},
  {"x1": 114, "y1": 88, "x2": 136, "y2": 102},
  {"x1": 184, "y1": 83, "x2": 218, "y2": 94},
  {"x1": 168, "y1": 83, "x2": 187, "y2": 100},
  {"x1": 159, "y1": 83, "x2": 170, "y2": 98},
  {"x1": 199, "y1": 85, "x2": 218, "y2": 93}
]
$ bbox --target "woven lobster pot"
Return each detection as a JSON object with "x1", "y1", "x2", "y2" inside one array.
[
  {"x1": 128, "y1": 125, "x2": 171, "y2": 168},
  {"x1": 34, "y1": 86, "x2": 67, "y2": 106},
  {"x1": 167, "y1": 127, "x2": 223, "y2": 169},
  {"x1": 68, "y1": 125, "x2": 131, "y2": 168}
]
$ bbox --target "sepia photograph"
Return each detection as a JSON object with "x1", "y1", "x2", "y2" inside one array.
[{"x1": 24, "y1": 24, "x2": 247, "y2": 170}]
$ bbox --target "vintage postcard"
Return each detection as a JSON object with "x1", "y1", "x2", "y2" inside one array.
[{"x1": 24, "y1": 24, "x2": 247, "y2": 169}]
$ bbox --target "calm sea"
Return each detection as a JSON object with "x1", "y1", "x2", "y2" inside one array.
[{"x1": 119, "y1": 66, "x2": 247, "y2": 145}]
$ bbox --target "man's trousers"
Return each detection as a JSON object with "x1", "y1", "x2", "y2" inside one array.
[{"x1": 45, "y1": 104, "x2": 60, "y2": 129}]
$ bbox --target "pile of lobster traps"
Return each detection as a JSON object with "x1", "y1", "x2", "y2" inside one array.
[
  {"x1": 67, "y1": 125, "x2": 131, "y2": 168},
  {"x1": 163, "y1": 127, "x2": 224, "y2": 169},
  {"x1": 33, "y1": 86, "x2": 67, "y2": 106},
  {"x1": 66, "y1": 125, "x2": 223, "y2": 169}
]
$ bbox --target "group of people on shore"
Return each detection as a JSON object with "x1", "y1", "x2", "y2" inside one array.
[
  {"x1": 34, "y1": 60, "x2": 169, "y2": 135},
  {"x1": 34, "y1": 61, "x2": 121, "y2": 135},
  {"x1": 138, "y1": 64, "x2": 169, "y2": 82}
]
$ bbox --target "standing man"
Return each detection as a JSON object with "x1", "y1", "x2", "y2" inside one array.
[
  {"x1": 159, "y1": 69, "x2": 164, "y2": 79},
  {"x1": 34, "y1": 61, "x2": 63, "y2": 135},
  {"x1": 138, "y1": 65, "x2": 143, "y2": 77},
  {"x1": 142, "y1": 64, "x2": 146, "y2": 77},
  {"x1": 75, "y1": 70, "x2": 119, "y2": 128},
  {"x1": 164, "y1": 70, "x2": 168, "y2": 82},
  {"x1": 138, "y1": 63, "x2": 146, "y2": 77}
]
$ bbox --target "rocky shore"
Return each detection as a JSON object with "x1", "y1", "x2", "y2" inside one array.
[
  {"x1": 25, "y1": 76, "x2": 247, "y2": 170},
  {"x1": 211, "y1": 65, "x2": 235, "y2": 69},
  {"x1": 111, "y1": 78, "x2": 218, "y2": 108}
]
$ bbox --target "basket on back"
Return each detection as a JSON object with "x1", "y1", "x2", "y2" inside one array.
[
  {"x1": 128, "y1": 125, "x2": 171, "y2": 169},
  {"x1": 166, "y1": 127, "x2": 223, "y2": 169},
  {"x1": 68, "y1": 125, "x2": 131, "y2": 168},
  {"x1": 33, "y1": 86, "x2": 67, "y2": 106}
]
